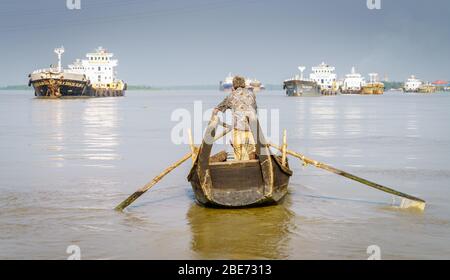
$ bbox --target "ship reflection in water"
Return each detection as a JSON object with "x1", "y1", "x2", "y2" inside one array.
[
  {"x1": 187, "y1": 201, "x2": 295, "y2": 260},
  {"x1": 31, "y1": 98, "x2": 120, "y2": 169}
]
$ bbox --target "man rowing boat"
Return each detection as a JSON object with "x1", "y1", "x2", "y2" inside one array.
[{"x1": 212, "y1": 76, "x2": 257, "y2": 161}]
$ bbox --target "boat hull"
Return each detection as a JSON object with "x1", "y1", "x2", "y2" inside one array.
[
  {"x1": 188, "y1": 116, "x2": 293, "y2": 208},
  {"x1": 284, "y1": 80, "x2": 321, "y2": 97},
  {"x1": 189, "y1": 156, "x2": 291, "y2": 208}
]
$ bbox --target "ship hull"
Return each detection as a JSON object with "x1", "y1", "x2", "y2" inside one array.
[
  {"x1": 30, "y1": 79, "x2": 126, "y2": 98},
  {"x1": 361, "y1": 83, "x2": 384, "y2": 95},
  {"x1": 283, "y1": 80, "x2": 321, "y2": 97},
  {"x1": 31, "y1": 78, "x2": 89, "y2": 98},
  {"x1": 29, "y1": 72, "x2": 125, "y2": 98},
  {"x1": 341, "y1": 89, "x2": 362, "y2": 94}
]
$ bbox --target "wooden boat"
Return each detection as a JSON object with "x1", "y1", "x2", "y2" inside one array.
[{"x1": 187, "y1": 116, "x2": 293, "y2": 208}]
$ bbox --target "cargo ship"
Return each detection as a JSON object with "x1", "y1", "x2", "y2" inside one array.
[
  {"x1": 361, "y1": 73, "x2": 384, "y2": 95},
  {"x1": 418, "y1": 83, "x2": 437, "y2": 93},
  {"x1": 341, "y1": 67, "x2": 365, "y2": 94},
  {"x1": 283, "y1": 66, "x2": 321, "y2": 97},
  {"x1": 309, "y1": 62, "x2": 339, "y2": 95},
  {"x1": 28, "y1": 47, "x2": 126, "y2": 98},
  {"x1": 403, "y1": 75, "x2": 423, "y2": 93}
]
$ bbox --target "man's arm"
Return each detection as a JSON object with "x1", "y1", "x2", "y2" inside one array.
[{"x1": 213, "y1": 96, "x2": 231, "y2": 115}]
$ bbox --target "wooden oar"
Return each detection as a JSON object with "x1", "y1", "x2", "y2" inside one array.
[
  {"x1": 269, "y1": 143, "x2": 426, "y2": 211},
  {"x1": 115, "y1": 126, "x2": 232, "y2": 211}
]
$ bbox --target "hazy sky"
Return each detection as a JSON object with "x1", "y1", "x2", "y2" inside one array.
[{"x1": 1, "y1": 0, "x2": 449, "y2": 86}]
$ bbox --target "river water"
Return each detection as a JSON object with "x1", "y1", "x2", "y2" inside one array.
[{"x1": 0, "y1": 90, "x2": 449, "y2": 260}]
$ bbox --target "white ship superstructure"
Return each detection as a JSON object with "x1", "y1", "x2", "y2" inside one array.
[
  {"x1": 310, "y1": 62, "x2": 337, "y2": 91},
  {"x1": 68, "y1": 47, "x2": 121, "y2": 89},
  {"x1": 342, "y1": 66, "x2": 365, "y2": 93},
  {"x1": 404, "y1": 75, "x2": 423, "y2": 92}
]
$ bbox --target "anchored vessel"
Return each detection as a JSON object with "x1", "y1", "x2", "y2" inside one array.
[
  {"x1": 29, "y1": 47, "x2": 127, "y2": 98},
  {"x1": 341, "y1": 67, "x2": 365, "y2": 94},
  {"x1": 283, "y1": 66, "x2": 321, "y2": 97},
  {"x1": 247, "y1": 78, "x2": 265, "y2": 91},
  {"x1": 418, "y1": 83, "x2": 437, "y2": 93},
  {"x1": 361, "y1": 73, "x2": 384, "y2": 95},
  {"x1": 188, "y1": 117, "x2": 293, "y2": 208},
  {"x1": 403, "y1": 75, "x2": 437, "y2": 93},
  {"x1": 310, "y1": 62, "x2": 339, "y2": 95},
  {"x1": 403, "y1": 75, "x2": 423, "y2": 93}
]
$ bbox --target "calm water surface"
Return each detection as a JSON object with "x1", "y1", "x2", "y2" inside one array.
[{"x1": 0, "y1": 90, "x2": 449, "y2": 259}]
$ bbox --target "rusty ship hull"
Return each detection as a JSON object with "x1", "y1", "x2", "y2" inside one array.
[{"x1": 29, "y1": 72, "x2": 125, "y2": 98}]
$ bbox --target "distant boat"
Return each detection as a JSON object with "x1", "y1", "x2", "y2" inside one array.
[
  {"x1": 220, "y1": 74, "x2": 265, "y2": 92},
  {"x1": 219, "y1": 73, "x2": 234, "y2": 91},
  {"x1": 361, "y1": 73, "x2": 384, "y2": 95},
  {"x1": 309, "y1": 62, "x2": 339, "y2": 95},
  {"x1": 418, "y1": 83, "x2": 437, "y2": 93},
  {"x1": 247, "y1": 78, "x2": 265, "y2": 91},
  {"x1": 403, "y1": 75, "x2": 423, "y2": 93},
  {"x1": 283, "y1": 66, "x2": 321, "y2": 97},
  {"x1": 341, "y1": 66, "x2": 365, "y2": 94}
]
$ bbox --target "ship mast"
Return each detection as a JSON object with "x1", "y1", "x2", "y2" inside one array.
[
  {"x1": 54, "y1": 47, "x2": 65, "y2": 72},
  {"x1": 369, "y1": 73, "x2": 378, "y2": 84},
  {"x1": 298, "y1": 66, "x2": 306, "y2": 80}
]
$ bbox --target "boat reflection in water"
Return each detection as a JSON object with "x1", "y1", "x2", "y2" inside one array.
[{"x1": 186, "y1": 200, "x2": 295, "y2": 259}]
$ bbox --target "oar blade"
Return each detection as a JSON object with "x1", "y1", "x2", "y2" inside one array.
[{"x1": 399, "y1": 198, "x2": 426, "y2": 211}]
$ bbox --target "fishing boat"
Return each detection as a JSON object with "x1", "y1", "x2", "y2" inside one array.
[{"x1": 187, "y1": 117, "x2": 293, "y2": 208}]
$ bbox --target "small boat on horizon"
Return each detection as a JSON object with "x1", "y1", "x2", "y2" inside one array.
[{"x1": 220, "y1": 73, "x2": 265, "y2": 92}]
